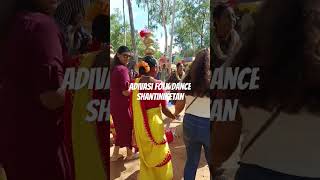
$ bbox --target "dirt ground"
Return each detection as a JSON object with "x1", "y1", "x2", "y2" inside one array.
[{"x1": 110, "y1": 113, "x2": 211, "y2": 180}]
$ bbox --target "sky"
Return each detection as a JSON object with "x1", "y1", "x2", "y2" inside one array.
[{"x1": 110, "y1": 0, "x2": 178, "y2": 53}]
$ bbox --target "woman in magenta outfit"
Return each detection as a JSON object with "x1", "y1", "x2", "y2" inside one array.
[
  {"x1": 0, "y1": 1, "x2": 71, "y2": 180},
  {"x1": 110, "y1": 46, "x2": 137, "y2": 161}
]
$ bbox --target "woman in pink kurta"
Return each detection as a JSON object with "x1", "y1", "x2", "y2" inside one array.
[
  {"x1": 110, "y1": 46, "x2": 136, "y2": 161},
  {"x1": 0, "y1": 1, "x2": 71, "y2": 180}
]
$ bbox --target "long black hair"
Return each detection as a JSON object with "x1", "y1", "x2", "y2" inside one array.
[
  {"x1": 111, "y1": 46, "x2": 131, "y2": 69},
  {"x1": 139, "y1": 56, "x2": 157, "y2": 75},
  {"x1": 92, "y1": 14, "x2": 109, "y2": 43},
  {"x1": 183, "y1": 49, "x2": 210, "y2": 97}
]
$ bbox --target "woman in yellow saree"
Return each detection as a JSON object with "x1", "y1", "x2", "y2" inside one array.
[
  {"x1": 63, "y1": 14, "x2": 109, "y2": 180},
  {"x1": 131, "y1": 56, "x2": 176, "y2": 180}
]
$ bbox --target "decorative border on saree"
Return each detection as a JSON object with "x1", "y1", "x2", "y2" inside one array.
[
  {"x1": 134, "y1": 78, "x2": 167, "y2": 146},
  {"x1": 140, "y1": 97, "x2": 167, "y2": 145},
  {"x1": 156, "y1": 151, "x2": 172, "y2": 167}
]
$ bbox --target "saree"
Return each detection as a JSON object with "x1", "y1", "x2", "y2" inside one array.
[
  {"x1": 64, "y1": 51, "x2": 108, "y2": 180},
  {"x1": 131, "y1": 78, "x2": 173, "y2": 180}
]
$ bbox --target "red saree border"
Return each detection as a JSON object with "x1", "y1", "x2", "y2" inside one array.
[
  {"x1": 63, "y1": 90, "x2": 75, "y2": 180},
  {"x1": 156, "y1": 151, "x2": 172, "y2": 167},
  {"x1": 134, "y1": 78, "x2": 167, "y2": 145},
  {"x1": 140, "y1": 91, "x2": 167, "y2": 145}
]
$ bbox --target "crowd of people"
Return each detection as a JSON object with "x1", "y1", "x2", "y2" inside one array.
[{"x1": 110, "y1": 46, "x2": 211, "y2": 180}]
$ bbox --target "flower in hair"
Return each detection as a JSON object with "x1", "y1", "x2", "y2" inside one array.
[{"x1": 137, "y1": 61, "x2": 150, "y2": 73}]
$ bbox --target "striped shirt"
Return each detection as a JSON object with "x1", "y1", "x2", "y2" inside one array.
[{"x1": 55, "y1": 0, "x2": 97, "y2": 27}]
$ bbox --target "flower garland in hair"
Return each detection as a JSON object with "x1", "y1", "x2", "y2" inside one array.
[{"x1": 137, "y1": 61, "x2": 150, "y2": 73}]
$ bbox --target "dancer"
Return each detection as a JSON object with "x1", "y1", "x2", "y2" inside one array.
[
  {"x1": 132, "y1": 56, "x2": 176, "y2": 180},
  {"x1": 175, "y1": 49, "x2": 211, "y2": 180},
  {"x1": 0, "y1": 0, "x2": 70, "y2": 179},
  {"x1": 63, "y1": 14, "x2": 110, "y2": 180},
  {"x1": 110, "y1": 46, "x2": 136, "y2": 161}
]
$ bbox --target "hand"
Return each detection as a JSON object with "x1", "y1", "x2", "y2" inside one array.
[
  {"x1": 122, "y1": 90, "x2": 130, "y2": 96},
  {"x1": 173, "y1": 113, "x2": 180, "y2": 119},
  {"x1": 40, "y1": 90, "x2": 64, "y2": 110},
  {"x1": 171, "y1": 114, "x2": 177, "y2": 120},
  {"x1": 175, "y1": 114, "x2": 182, "y2": 121}
]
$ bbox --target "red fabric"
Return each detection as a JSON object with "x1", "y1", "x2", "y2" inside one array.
[
  {"x1": 165, "y1": 130, "x2": 174, "y2": 143},
  {"x1": 87, "y1": 39, "x2": 102, "y2": 52},
  {"x1": 110, "y1": 65, "x2": 133, "y2": 148},
  {"x1": 62, "y1": 56, "x2": 84, "y2": 180},
  {"x1": 88, "y1": 41, "x2": 110, "y2": 173},
  {"x1": 139, "y1": 80, "x2": 168, "y2": 109},
  {"x1": 63, "y1": 90, "x2": 76, "y2": 180},
  {"x1": 92, "y1": 88, "x2": 110, "y2": 174},
  {"x1": 229, "y1": 0, "x2": 237, "y2": 6},
  {"x1": 1, "y1": 11, "x2": 70, "y2": 180},
  {"x1": 63, "y1": 42, "x2": 110, "y2": 176}
]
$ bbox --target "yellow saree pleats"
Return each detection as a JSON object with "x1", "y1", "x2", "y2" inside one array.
[
  {"x1": 132, "y1": 78, "x2": 173, "y2": 180},
  {"x1": 72, "y1": 52, "x2": 106, "y2": 180}
]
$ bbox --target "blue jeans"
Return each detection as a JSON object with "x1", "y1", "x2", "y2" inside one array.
[
  {"x1": 236, "y1": 163, "x2": 320, "y2": 180},
  {"x1": 183, "y1": 114, "x2": 210, "y2": 180}
]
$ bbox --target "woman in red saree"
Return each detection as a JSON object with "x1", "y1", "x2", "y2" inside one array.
[{"x1": 131, "y1": 56, "x2": 176, "y2": 180}]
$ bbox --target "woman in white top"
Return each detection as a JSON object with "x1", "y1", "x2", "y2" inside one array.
[
  {"x1": 175, "y1": 49, "x2": 211, "y2": 180},
  {"x1": 211, "y1": 0, "x2": 320, "y2": 179}
]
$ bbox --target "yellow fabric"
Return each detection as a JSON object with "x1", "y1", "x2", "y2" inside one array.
[
  {"x1": 132, "y1": 78, "x2": 173, "y2": 180},
  {"x1": 110, "y1": 115, "x2": 116, "y2": 136},
  {"x1": 0, "y1": 167, "x2": 6, "y2": 180},
  {"x1": 72, "y1": 52, "x2": 107, "y2": 180}
]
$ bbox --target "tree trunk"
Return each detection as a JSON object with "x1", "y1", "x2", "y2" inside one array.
[
  {"x1": 160, "y1": 0, "x2": 168, "y2": 56},
  {"x1": 169, "y1": 0, "x2": 176, "y2": 63},
  {"x1": 191, "y1": 31, "x2": 195, "y2": 57},
  {"x1": 201, "y1": 12, "x2": 206, "y2": 48},
  {"x1": 127, "y1": 0, "x2": 138, "y2": 62},
  {"x1": 164, "y1": 24, "x2": 168, "y2": 56},
  {"x1": 123, "y1": 0, "x2": 126, "y2": 46},
  {"x1": 147, "y1": 0, "x2": 150, "y2": 29}
]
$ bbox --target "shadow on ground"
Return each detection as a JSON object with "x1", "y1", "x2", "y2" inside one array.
[{"x1": 110, "y1": 158, "x2": 126, "y2": 180}]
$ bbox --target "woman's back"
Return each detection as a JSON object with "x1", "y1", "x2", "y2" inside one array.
[
  {"x1": 240, "y1": 107, "x2": 320, "y2": 178},
  {"x1": 136, "y1": 78, "x2": 167, "y2": 110},
  {"x1": 185, "y1": 95, "x2": 210, "y2": 119}
]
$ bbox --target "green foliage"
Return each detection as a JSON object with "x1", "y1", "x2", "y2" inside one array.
[
  {"x1": 154, "y1": 51, "x2": 162, "y2": 59},
  {"x1": 111, "y1": 8, "x2": 161, "y2": 57},
  {"x1": 174, "y1": 0, "x2": 210, "y2": 49},
  {"x1": 111, "y1": 0, "x2": 209, "y2": 58}
]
